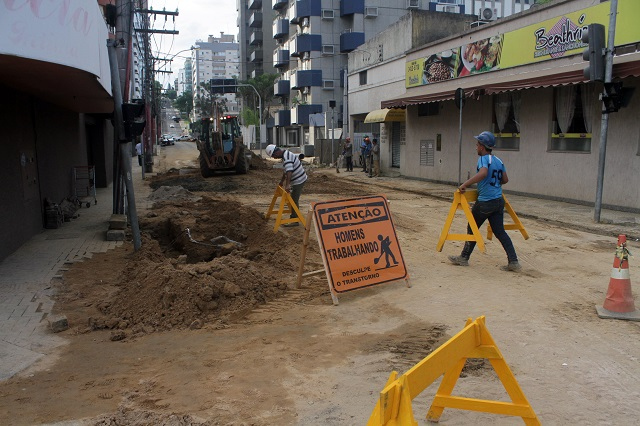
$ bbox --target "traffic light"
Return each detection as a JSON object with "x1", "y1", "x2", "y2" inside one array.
[
  {"x1": 121, "y1": 100, "x2": 146, "y2": 140},
  {"x1": 582, "y1": 23, "x2": 605, "y2": 82},
  {"x1": 210, "y1": 78, "x2": 237, "y2": 94},
  {"x1": 602, "y1": 82, "x2": 635, "y2": 113}
]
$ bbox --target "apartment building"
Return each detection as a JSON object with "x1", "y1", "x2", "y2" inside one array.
[
  {"x1": 253, "y1": 0, "x2": 529, "y2": 148},
  {"x1": 191, "y1": 33, "x2": 241, "y2": 118}
]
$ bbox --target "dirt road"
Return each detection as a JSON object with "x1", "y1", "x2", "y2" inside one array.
[{"x1": 0, "y1": 142, "x2": 638, "y2": 425}]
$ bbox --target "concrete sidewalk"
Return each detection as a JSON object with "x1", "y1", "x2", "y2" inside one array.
[
  {"x1": 0, "y1": 156, "x2": 638, "y2": 381},
  {"x1": 0, "y1": 161, "x2": 153, "y2": 381}
]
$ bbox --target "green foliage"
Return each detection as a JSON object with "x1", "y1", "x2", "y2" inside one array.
[
  {"x1": 165, "y1": 89, "x2": 177, "y2": 100},
  {"x1": 174, "y1": 90, "x2": 193, "y2": 116},
  {"x1": 240, "y1": 109, "x2": 259, "y2": 126},
  {"x1": 194, "y1": 83, "x2": 227, "y2": 118},
  {"x1": 237, "y1": 73, "x2": 279, "y2": 124}
]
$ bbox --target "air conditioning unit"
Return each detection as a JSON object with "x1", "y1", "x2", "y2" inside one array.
[
  {"x1": 480, "y1": 7, "x2": 498, "y2": 21},
  {"x1": 321, "y1": 9, "x2": 334, "y2": 20},
  {"x1": 323, "y1": 80, "x2": 335, "y2": 89},
  {"x1": 406, "y1": 0, "x2": 420, "y2": 9},
  {"x1": 436, "y1": 4, "x2": 459, "y2": 13},
  {"x1": 365, "y1": 7, "x2": 378, "y2": 18},
  {"x1": 322, "y1": 44, "x2": 334, "y2": 55}
]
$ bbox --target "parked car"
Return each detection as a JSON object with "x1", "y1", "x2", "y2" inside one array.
[
  {"x1": 169, "y1": 124, "x2": 175, "y2": 128},
  {"x1": 160, "y1": 134, "x2": 175, "y2": 146},
  {"x1": 179, "y1": 135, "x2": 190, "y2": 141}
]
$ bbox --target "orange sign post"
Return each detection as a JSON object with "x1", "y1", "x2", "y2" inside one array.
[{"x1": 312, "y1": 195, "x2": 409, "y2": 304}]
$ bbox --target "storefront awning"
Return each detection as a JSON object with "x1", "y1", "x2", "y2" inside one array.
[
  {"x1": 381, "y1": 52, "x2": 640, "y2": 109},
  {"x1": 364, "y1": 108, "x2": 406, "y2": 123}
]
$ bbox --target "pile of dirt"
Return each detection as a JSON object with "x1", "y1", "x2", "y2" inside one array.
[{"x1": 56, "y1": 192, "x2": 324, "y2": 339}]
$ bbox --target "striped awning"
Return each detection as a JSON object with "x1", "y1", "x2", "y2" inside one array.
[{"x1": 381, "y1": 52, "x2": 640, "y2": 109}]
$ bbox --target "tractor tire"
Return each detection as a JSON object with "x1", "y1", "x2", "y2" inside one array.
[
  {"x1": 235, "y1": 147, "x2": 249, "y2": 175},
  {"x1": 199, "y1": 153, "x2": 215, "y2": 178}
]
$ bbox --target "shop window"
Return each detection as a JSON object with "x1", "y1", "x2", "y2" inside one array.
[
  {"x1": 492, "y1": 92, "x2": 521, "y2": 150},
  {"x1": 549, "y1": 84, "x2": 593, "y2": 153}
]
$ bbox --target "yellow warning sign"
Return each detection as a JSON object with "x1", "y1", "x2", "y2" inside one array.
[{"x1": 313, "y1": 196, "x2": 407, "y2": 293}]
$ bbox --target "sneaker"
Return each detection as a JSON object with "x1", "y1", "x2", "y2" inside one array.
[
  {"x1": 282, "y1": 222, "x2": 300, "y2": 227},
  {"x1": 500, "y1": 262, "x2": 522, "y2": 272},
  {"x1": 448, "y1": 255, "x2": 469, "y2": 266}
]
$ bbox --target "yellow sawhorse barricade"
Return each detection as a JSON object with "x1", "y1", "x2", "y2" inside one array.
[
  {"x1": 264, "y1": 185, "x2": 306, "y2": 232},
  {"x1": 436, "y1": 189, "x2": 528, "y2": 253},
  {"x1": 367, "y1": 316, "x2": 540, "y2": 425}
]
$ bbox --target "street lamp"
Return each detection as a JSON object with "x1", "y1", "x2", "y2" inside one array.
[{"x1": 237, "y1": 83, "x2": 263, "y2": 157}]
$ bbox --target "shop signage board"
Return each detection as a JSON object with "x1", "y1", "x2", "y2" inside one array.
[{"x1": 405, "y1": 0, "x2": 640, "y2": 88}]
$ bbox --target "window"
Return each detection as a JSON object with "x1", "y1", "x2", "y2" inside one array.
[
  {"x1": 549, "y1": 84, "x2": 594, "y2": 153},
  {"x1": 322, "y1": 45, "x2": 334, "y2": 55},
  {"x1": 492, "y1": 92, "x2": 521, "y2": 150},
  {"x1": 359, "y1": 70, "x2": 367, "y2": 85}
]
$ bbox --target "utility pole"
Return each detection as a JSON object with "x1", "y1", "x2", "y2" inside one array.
[{"x1": 593, "y1": 0, "x2": 618, "y2": 222}]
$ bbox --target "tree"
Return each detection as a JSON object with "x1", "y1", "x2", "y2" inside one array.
[
  {"x1": 237, "y1": 73, "x2": 279, "y2": 124},
  {"x1": 174, "y1": 90, "x2": 193, "y2": 116},
  {"x1": 193, "y1": 83, "x2": 227, "y2": 119},
  {"x1": 165, "y1": 89, "x2": 177, "y2": 100}
]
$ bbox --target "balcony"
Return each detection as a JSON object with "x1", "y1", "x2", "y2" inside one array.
[
  {"x1": 272, "y1": 0, "x2": 287, "y2": 10},
  {"x1": 251, "y1": 68, "x2": 264, "y2": 79},
  {"x1": 290, "y1": 0, "x2": 321, "y2": 24},
  {"x1": 341, "y1": 0, "x2": 365, "y2": 16},
  {"x1": 290, "y1": 34, "x2": 322, "y2": 57},
  {"x1": 273, "y1": 49, "x2": 290, "y2": 68},
  {"x1": 275, "y1": 110, "x2": 291, "y2": 126},
  {"x1": 249, "y1": 31, "x2": 263, "y2": 46},
  {"x1": 292, "y1": 104, "x2": 323, "y2": 125},
  {"x1": 340, "y1": 31, "x2": 365, "y2": 53},
  {"x1": 273, "y1": 18, "x2": 289, "y2": 39},
  {"x1": 274, "y1": 79, "x2": 290, "y2": 96},
  {"x1": 248, "y1": 0, "x2": 262, "y2": 10},
  {"x1": 290, "y1": 69, "x2": 322, "y2": 89},
  {"x1": 249, "y1": 11, "x2": 262, "y2": 28},
  {"x1": 250, "y1": 49, "x2": 263, "y2": 62}
]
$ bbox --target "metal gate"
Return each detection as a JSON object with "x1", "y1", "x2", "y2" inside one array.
[{"x1": 391, "y1": 122, "x2": 402, "y2": 168}]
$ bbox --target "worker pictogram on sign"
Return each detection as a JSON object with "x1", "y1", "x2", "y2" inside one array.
[{"x1": 312, "y1": 196, "x2": 408, "y2": 300}]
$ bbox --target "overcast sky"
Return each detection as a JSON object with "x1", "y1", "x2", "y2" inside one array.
[{"x1": 148, "y1": 0, "x2": 238, "y2": 85}]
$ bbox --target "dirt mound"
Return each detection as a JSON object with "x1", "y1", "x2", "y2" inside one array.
[
  {"x1": 148, "y1": 185, "x2": 201, "y2": 203},
  {"x1": 56, "y1": 194, "x2": 323, "y2": 338}
]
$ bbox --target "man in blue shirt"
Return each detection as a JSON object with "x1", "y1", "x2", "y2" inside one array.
[{"x1": 449, "y1": 131, "x2": 521, "y2": 271}]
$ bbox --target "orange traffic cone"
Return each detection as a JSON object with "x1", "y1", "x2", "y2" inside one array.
[{"x1": 596, "y1": 235, "x2": 640, "y2": 321}]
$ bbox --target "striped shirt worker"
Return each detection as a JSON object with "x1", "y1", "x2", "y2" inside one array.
[{"x1": 266, "y1": 144, "x2": 308, "y2": 224}]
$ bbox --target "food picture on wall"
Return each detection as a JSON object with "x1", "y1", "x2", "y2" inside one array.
[
  {"x1": 422, "y1": 49, "x2": 458, "y2": 84},
  {"x1": 458, "y1": 35, "x2": 503, "y2": 77}
]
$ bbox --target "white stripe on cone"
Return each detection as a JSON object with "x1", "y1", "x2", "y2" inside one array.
[{"x1": 610, "y1": 267, "x2": 630, "y2": 280}]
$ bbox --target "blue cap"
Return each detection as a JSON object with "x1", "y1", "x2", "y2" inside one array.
[{"x1": 474, "y1": 131, "x2": 496, "y2": 148}]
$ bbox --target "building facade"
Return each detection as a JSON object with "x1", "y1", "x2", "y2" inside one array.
[
  {"x1": 263, "y1": 0, "x2": 528, "y2": 149},
  {"x1": 191, "y1": 34, "x2": 241, "y2": 119},
  {"x1": 349, "y1": 0, "x2": 640, "y2": 211},
  {"x1": 0, "y1": 1, "x2": 116, "y2": 261}
]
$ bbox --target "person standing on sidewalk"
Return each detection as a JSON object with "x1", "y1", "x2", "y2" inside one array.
[
  {"x1": 266, "y1": 144, "x2": 308, "y2": 227},
  {"x1": 448, "y1": 131, "x2": 521, "y2": 271},
  {"x1": 135, "y1": 141, "x2": 143, "y2": 166},
  {"x1": 361, "y1": 136, "x2": 372, "y2": 173},
  {"x1": 343, "y1": 137, "x2": 353, "y2": 172},
  {"x1": 370, "y1": 138, "x2": 380, "y2": 177}
]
